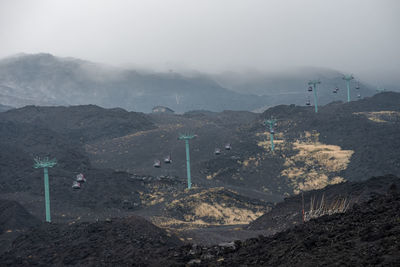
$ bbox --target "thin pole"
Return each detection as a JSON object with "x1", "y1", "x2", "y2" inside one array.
[
  {"x1": 302, "y1": 192, "x2": 305, "y2": 223},
  {"x1": 270, "y1": 131, "x2": 274, "y2": 151},
  {"x1": 343, "y1": 75, "x2": 354, "y2": 103},
  {"x1": 264, "y1": 118, "x2": 277, "y2": 152},
  {"x1": 269, "y1": 124, "x2": 275, "y2": 151},
  {"x1": 313, "y1": 83, "x2": 318, "y2": 113},
  {"x1": 185, "y1": 139, "x2": 191, "y2": 189},
  {"x1": 308, "y1": 80, "x2": 320, "y2": 113},
  {"x1": 43, "y1": 167, "x2": 51, "y2": 222},
  {"x1": 346, "y1": 80, "x2": 350, "y2": 102}
]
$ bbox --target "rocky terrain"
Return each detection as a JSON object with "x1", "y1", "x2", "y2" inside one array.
[
  {"x1": 85, "y1": 92, "x2": 400, "y2": 200},
  {"x1": 0, "y1": 199, "x2": 40, "y2": 255},
  {"x1": 248, "y1": 174, "x2": 400, "y2": 233},
  {"x1": 0, "y1": 91, "x2": 399, "y2": 265},
  {"x1": 0, "y1": 215, "x2": 183, "y2": 266},
  {"x1": 1, "y1": 178, "x2": 399, "y2": 266},
  {"x1": 166, "y1": 183, "x2": 400, "y2": 266}
]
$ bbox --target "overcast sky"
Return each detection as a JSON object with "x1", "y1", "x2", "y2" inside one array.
[{"x1": 0, "y1": 0, "x2": 399, "y2": 85}]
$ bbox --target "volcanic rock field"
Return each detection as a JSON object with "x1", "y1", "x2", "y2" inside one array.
[{"x1": 0, "y1": 92, "x2": 399, "y2": 266}]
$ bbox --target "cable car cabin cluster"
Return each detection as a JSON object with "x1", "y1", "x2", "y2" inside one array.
[
  {"x1": 215, "y1": 143, "x2": 232, "y2": 155},
  {"x1": 333, "y1": 87, "x2": 339, "y2": 94},
  {"x1": 72, "y1": 173, "x2": 86, "y2": 189},
  {"x1": 153, "y1": 154, "x2": 172, "y2": 168}
]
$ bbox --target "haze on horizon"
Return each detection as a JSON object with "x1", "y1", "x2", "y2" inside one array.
[{"x1": 0, "y1": 0, "x2": 399, "y2": 87}]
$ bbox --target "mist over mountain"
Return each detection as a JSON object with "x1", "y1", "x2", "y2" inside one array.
[
  {"x1": 213, "y1": 67, "x2": 377, "y2": 107},
  {"x1": 0, "y1": 53, "x2": 379, "y2": 113},
  {"x1": 0, "y1": 53, "x2": 269, "y2": 113}
]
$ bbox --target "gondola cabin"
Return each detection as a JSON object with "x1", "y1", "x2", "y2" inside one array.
[
  {"x1": 76, "y1": 173, "x2": 86, "y2": 183},
  {"x1": 72, "y1": 181, "x2": 81, "y2": 189},
  {"x1": 214, "y1": 148, "x2": 221, "y2": 155},
  {"x1": 164, "y1": 155, "x2": 172, "y2": 164},
  {"x1": 153, "y1": 160, "x2": 161, "y2": 168}
]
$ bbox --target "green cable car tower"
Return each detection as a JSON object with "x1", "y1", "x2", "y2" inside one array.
[
  {"x1": 33, "y1": 157, "x2": 57, "y2": 223},
  {"x1": 308, "y1": 80, "x2": 321, "y2": 113},
  {"x1": 178, "y1": 133, "x2": 196, "y2": 189},
  {"x1": 264, "y1": 117, "x2": 277, "y2": 151},
  {"x1": 343, "y1": 74, "x2": 354, "y2": 102}
]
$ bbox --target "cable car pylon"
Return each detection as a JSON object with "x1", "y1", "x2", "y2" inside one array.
[
  {"x1": 178, "y1": 133, "x2": 196, "y2": 189},
  {"x1": 307, "y1": 80, "x2": 321, "y2": 113},
  {"x1": 343, "y1": 74, "x2": 354, "y2": 102},
  {"x1": 33, "y1": 157, "x2": 57, "y2": 222},
  {"x1": 264, "y1": 117, "x2": 277, "y2": 151}
]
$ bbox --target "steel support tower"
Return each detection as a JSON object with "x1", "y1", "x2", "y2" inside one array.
[
  {"x1": 178, "y1": 134, "x2": 196, "y2": 189},
  {"x1": 343, "y1": 74, "x2": 354, "y2": 102},
  {"x1": 33, "y1": 157, "x2": 57, "y2": 222},
  {"x1": 308, "y1": 80, "x2": 321, "y2": 113},
  {"x1": 264, "y1": 117, "x2": 277, "y2": 151}
]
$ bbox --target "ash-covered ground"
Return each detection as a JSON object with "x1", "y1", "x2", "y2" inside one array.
[{"x1": 0, "y1": 92, "x2": 399, "y2": 265}]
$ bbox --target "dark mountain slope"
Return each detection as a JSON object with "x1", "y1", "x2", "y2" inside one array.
[
  {"x1": 0, "y1": 105, "x2": 154, "y2": 143},
  {"x1": 0, "y1": 199, "x2": 41, "y2": 254},
  {"x1": 0, "y1": 215, "x2": 182, "y2": 266},
  {"x1": 248, "y1": 174, "x2": 400, "y2": 232},
  {"x1": 260, "y1": 92, "x2": 400, "y2": 182},
  {"x1": 0, "y1": 199, "x2": 40, "y2": 235},
  {"x1": 166, "y1": 183, "x2": 400, "y2": 266},
  {"x1": 84, "y1": 92, "x2": 400, "y2": 201}
]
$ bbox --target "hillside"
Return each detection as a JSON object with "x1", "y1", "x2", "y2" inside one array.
[
  {"x1": 0, "y1": 92, "x2": 399, "y2": 253},
  {"x1": 0, "y1": 199, "x2": 40, "y2": 254},
  {"x1": 0, "y1": 105, "x2": 154, "y2": 143},
  {"x1": 0, "y1": 215, "x2": 182, "y2": 266},
  {"x1": 85, "y1": 92, "x2": 400, "y2": 202},
  {"x1": 167, "y1": 183, "x2": 400, "y2": 266},
  {"x1": 248, "y1": 174, "x2": 400, "y2": 232},
  {"x1": 1, "y1": 178, "x2": 399, "y2": 266},
  {"x1": 0, "y1": 53, "x2": 269, "y2": 113},
  {"x1": 214, "y1": 67, "x2": 377, "y2": 108},
  {"x1": 0, "y1": 53, "x2": 382, "y2": 113}
]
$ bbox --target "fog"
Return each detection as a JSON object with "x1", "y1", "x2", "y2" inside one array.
[{"x1": 0, "y1": 0, "x2": 399, "y2": 87}]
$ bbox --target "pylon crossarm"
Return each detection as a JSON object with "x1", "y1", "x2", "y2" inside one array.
[
  {"x1": 178, "y1": 133, "x2": 196, "y2": 140},
  {"x1": 34, "y1": 157, "x2": 57, "y2": 168}
]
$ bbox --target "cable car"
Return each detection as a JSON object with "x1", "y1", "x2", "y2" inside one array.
[
  {"x1": 306, "y1": 99, "x2": 311, "y2": 106},
  {"x1": 153, "y1": 160, "x2": 161, "y2": 168},
  {"x1": 357, "y1": 94, "x2": 361, "y2": 99},
  {"x1": 164, "y1": 155, "x2": 172, "y2": 164},
  {"x1": 356, "y1": 83, "x2": 360, "y2": 90},
  {"x1": 274, "y1": 122, "x2": 278, "y2": 127},
  {"x1": 214, "y1": 148, "x2": 221, "y2": 155},
  {"x1": 72, "y1": 181, "x2": 81, "y2": 189},
  {"x1": 225, "y1": 143, "x2": 231, "y2": 150},
  {"x1": 308, "y1": 86, "x2": 313, "y2": 92},
  {"x1": 76, "y1": 173, "x2": 86, "y2": 183},
  {"x1": 270, "y1": 129, "x2": 275, "y2": 134}
]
